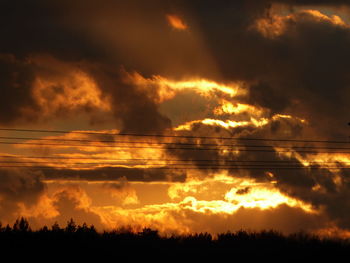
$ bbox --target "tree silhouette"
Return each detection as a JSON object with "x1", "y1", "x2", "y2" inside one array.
[
  {"x1": 51, "y1": 221, "x2": 61, "y2": 232},
  {"x1": 40, "y1": 225, "x2": 49, "y2": 233},
  {"x1": 139, "y1": 228, "x2": 159, "y2": 240},
  {"x1": 0, "y1": 217, "x2": 347, "y2": 259},
  {"x1": 13, "y1": 217, "x2": 30, "y2": 232},
  {"x1": 4, "y1": 224, "x2": 11, "y2": 232},
  {"x1": 77, "y1": 222, "x2": 89, "y2": 233},
  {"x1": 65, "y1": 218, "x2": 76, "y2": 233},
  {"x1": 88, "y1": 224, "x2": 97, "y2": 234}
]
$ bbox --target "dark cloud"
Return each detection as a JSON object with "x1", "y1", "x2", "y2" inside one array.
[
  {"x1": 165, "y1": 113, "x2": 350, "y2": 231},
  {"x1": 158, "y1": 4, "x2": 350, "y2": 232},
  {"x1": 2, "y1": 0, "x2": 348, "y2": 134},
  {"x1": 1, "y1": 0, "x2": 216, "y2": 132},
  {"x1": 49, "y1": 186, "x2": 104, "y2": 229},
  {"x1": 229, "y1": 118, "x2": 350, "y2": 230},
  {"x1": 1, "y1": 0, "x2": 350, "y2": 133},
  {"x1": 84, "y1": 66, "x2": 172, "y2": 133},
  {"x1": 275, "y1": 0, "x2": 350, "y2": 5},
  {"x1": 103, "y1": 177, "x2": 130, "y2": 191},
  {"x1": 166, "y1": 116, "x2": 305, "y2": 173},
  {"x1": 0, "y1": 0, "x2": 108, "y2": 61},
  {"x1": 41, "y1": 166, "x2": 185, "y2": 182},
  {"x1": 189, "y1": 1, "x2": 350, "y2": 138},
  {"x1": 2, "y1": 0, "x2": 350, "y2": 233},
  {"x1": 0, "y1": 54, "x2": 38, "y2": 124},
  {"x1": 0, "y1": 168, "x2": 45, "y2": 221},
  {"x1": 236, "y1": 187, "x2": 251, "y2": 195}
]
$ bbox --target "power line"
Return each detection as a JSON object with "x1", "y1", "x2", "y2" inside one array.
[
  {"x1": 2, "y1": 136, "x2": 350, "y2": 150},
  {"x1": 2, "y1": 140, "x2": 350, "y2": 154},
  {"x1": 0, "y1": 161, "x2": 342, "y2": 167},
  {"x1": 1, "y1": 127, "x2": 349, "y2": 144},
  {"x1": 0, "y1": 165, "x2": 348, "y2": 170},
  {"x1": 0, "y1": 155, "x2": 349, "y2": 164}
]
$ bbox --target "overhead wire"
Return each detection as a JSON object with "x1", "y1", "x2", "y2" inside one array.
[
  {"x1": 0, "y1": 165, "x2": 348, "y2": 170},
  {"x1": 2, "y1": 136, "x2": 350, "y2": 150},
  {"x1": 0, "y1": 155, "x2": 349, "y2": 163},
  {"x1": 1, "y1": 127, "x2": 350, "y2": 144},
  {"x1": 1, "y1": 128, "x2": 350, "y2": 170},
  {"x1": 2, "y1": 140, "x2": 350, "y2": 154}
]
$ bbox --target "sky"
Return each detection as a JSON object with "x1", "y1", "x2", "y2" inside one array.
[{"x1": 2, "y1": 0, "x2": 350, "y2": 236}]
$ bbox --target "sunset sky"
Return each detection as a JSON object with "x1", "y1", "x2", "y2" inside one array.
[{"x1": 2, "y1": 0, "x2": 350, "y2": 236}]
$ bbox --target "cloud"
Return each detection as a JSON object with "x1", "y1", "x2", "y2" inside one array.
[
  {"x1": 2, "y1": 0, "x2": 350, "y2": 235},
  {"x1": 41, "y1": 167, "x2": 185, "y2": 183},
  {"x1": 0, "y1": 168, "x2": 45, "y2": 222},
  {"x1": 1, "y1": 0, "x2": 350, "y2": 134},
  {"x1": 88, "y1": 67, "x2": 172, "y2": 133},
  {"x1": 103, "y1": 177, "x2": 139, "y2": 205},
  {"x1": 0, "y1": 54, "x2": 112, "y2": 125},
  {"x1": 0, "y1": 54, "x2": 38, "y2": 124},
  {"x1": 196, "y1": 4, "x2": 350, "y2": 138},
  {"x1": 49, "y1": 186, "x2": 104, "y2": 228},
  {"x1": 166, "y1": 14, "x2": 188, "y2": 30},
  {"x1": 93, "y1": 199, "x2": 325, "y2": 235}
]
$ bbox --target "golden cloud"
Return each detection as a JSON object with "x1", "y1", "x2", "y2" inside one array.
[
  {"x1": 123, "y1": 71, "x2": 243, "y2": 103},
  {"x1": 254, "y1": 9, "x2": 348, "y2": 39},
  {"x1": 166, "y1": 14, "x2": 188, "y2": 30}
]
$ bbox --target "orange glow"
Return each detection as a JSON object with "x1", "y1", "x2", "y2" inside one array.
[
  {"x1": 166, "y1": 14, "x2": 188, "y2": 30},
  {"x1": 87, "y1": 179, "x2": 316, "y2": 234},
  {"x1": 2, "y1": 2, "x2": 350, "y2": 238},
  {"x1": 313, "y1": 227, "x2": 350, "y2": 239},
  {"x1": 224, "y1": 187, "x2": 314, "y2": 212},
  {"x1": 254, "y1": 14, "x2": 288, "y2": 38},
  {"x1": 213, "y1": 100, "x2": 264, "y2": 116},
  {"x1": 254, "y1": 9, "x2": 348, "y2": 39},
  {"x1": 272, "y1": 114, "x2": 307, "y2": 123},
  {"x1": 168, "y1": 174, "x2": 315, "y2": 213},
  {"x1": 8, "y1": 112, "x2": 307, "y2": 171},
  {"x1": 12, "y1": 129, "x2": 170, "y2": 169},
  {"x1": 17, "y1": 172, "x2": 317, "y2": 235},
  {"x1": 104, "y1": 177, "x2": 140, "y2": 205},
  {"x1": 174, "y1": 117, "x2": 268, "y2": 131},
  {"x1": 174, "y1": 113, "x2": 305, "y2": 131},
  {"x1": 9, "y1": 172, "x2": 319, "y2": 234},
  {"x1": 304, "y1": 10, "x2": 346, "y2": 26},
  {"x1": 33, "y1": 71, "x2": 111, "y2": 116},
  {"x1": 155, "y1": 78, "x2": 241, "y2": 98},
  {"x1": 124, "y1": 71, "x2": 243, "y2": 102},
  {"x1": 168, "y1": 173, "x2": 248, "y2": 200},
  {"x1": 18, "y1": 193, "x2": 59, "y2": 219},
  {"x1": 91, "y1": 196, "x2": 315, "y2": 234}
]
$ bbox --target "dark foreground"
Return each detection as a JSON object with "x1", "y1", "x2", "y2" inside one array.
[{"x1": 0, "y1": 218, "x2": 349, "y2": 261}]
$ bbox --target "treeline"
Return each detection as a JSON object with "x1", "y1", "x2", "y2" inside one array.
[{"x1": 0, "y1": 217, "x2": 349, "y2": 259}]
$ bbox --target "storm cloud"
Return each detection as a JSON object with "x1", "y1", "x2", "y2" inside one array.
[
  {"x1": 2, "y1": 0, "x2": 350, "y2": 234},
  {"x1": 0, "y1": 168, "x2": 45, "y2": 222}
]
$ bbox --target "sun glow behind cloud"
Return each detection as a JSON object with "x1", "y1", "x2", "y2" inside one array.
[
  {"x1": 39, "y1": 174, "x2": 316, "y2": 235},
  {"x1": 3, "y1": 1, "x2": 350, "y2": 238},
  {"x1": 166, "y1": 14, "x2": 188, "y2": 30},
  {"x1": 124, "y1": 71, "x2": 243, "y2": 102},
  {"x1": 0, "y1": 67, "x2": 317, "y2": 233},
  {"x1": 254, "y1": 9, "x2": 348, "y2": 39}
]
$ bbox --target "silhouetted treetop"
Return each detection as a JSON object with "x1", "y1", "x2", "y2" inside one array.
[
  {"x1": 65, "y1": 218, "x2": 76, "y2": 233},
  {"x1": 13, "y1": 217, "x2": 30, "y2": 232},
  {"x1": 0, "y1": 217, "x2": 349, "y2": 260}
]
